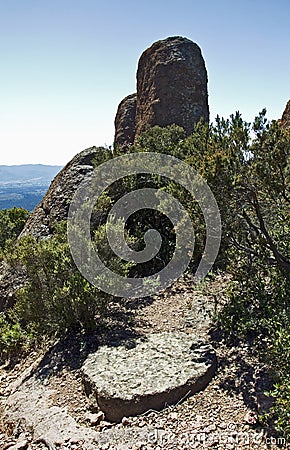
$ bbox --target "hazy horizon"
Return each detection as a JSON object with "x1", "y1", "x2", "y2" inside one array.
[{"x1": 0, "y1": 163, "x2": 62, "y2": 168}]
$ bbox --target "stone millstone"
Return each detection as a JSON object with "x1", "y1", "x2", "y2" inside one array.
[{"x1": 81, "y1": 332, "x2": 217, "y2": 422}]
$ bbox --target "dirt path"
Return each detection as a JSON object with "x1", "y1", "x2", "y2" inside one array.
[{"x1": 0, "y1": 276, "x2": 287, "y2": 449}]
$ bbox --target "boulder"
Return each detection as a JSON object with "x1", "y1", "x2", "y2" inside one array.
[
  {"x1": 114, "y1": 93, "x2": 137, "y2": 149},
  {"x1": 82, "y1": 332, "x2": 217, "y2": 422}
]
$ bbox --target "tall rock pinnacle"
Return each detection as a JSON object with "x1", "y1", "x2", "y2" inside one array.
[
  {"x1": 135, "y1": 36, "x2": 209, "y2": 138},
  {"x1": 114, "y1": 36, "x2": 209, "y2": 149}
]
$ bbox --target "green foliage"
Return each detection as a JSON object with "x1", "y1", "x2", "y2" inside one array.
[
  {"x1": 211, "y1": 111, "x2": 290, "y2": 438},
  {"x1": 0, "y1": 207, "x2": 30, "y2": 250},
  {"x1": 5, "y1": 222, "x2": 132, "y2": 339},
  {"x1": 218, "y1": 112, "x2": 289, "y2": 338},
  {"x1": 133, "y1": 124, "x2": 186, "y2": 157},
  {"x1": 261, "y1": 328, "x2": 290, "y2": 437},
  {"x1": 0, "y1": 313, "x2": 30, "y2": 361},
  {"x1": 219, "y1": 266, "x2": 289, "y2": 339},
  {"x1": 267, "y1": 328, "x2": 290, "y2": 377},
  {"x1": 269, "y1": 379, "x2": 290, "y2": 437}
]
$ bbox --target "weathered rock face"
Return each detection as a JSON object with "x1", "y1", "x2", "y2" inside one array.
[
  {"x1": 114, "y1": 36, "x2": 209, "y2": 147},
  {"x1": 20, "y1": 147, "x2": 102, "y2": 239},
  {"x1": 114, "y1": 93, "x2": 137, "y2": 149},
  {"x1": 280, "y1": 100, "x2": 290, "y2": 128},
  {"x1": 135, "y1": 37, "x2": 209, "y2": 138},
  {"x1": 82, "y1": 332, "x2": 217, "y2": 422}
]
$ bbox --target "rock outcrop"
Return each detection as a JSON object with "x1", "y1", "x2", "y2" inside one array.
[
  {"x1": 20, "y1": 147, "x2": 103, "y2": 239},
  {"x1": 114, "y1": 93, "x2": 137, "y2": 149},
  {"x1": 280, "y1": 100, "x2": 290, "y2": 128},
  {"x1": 114, "y1": 36, "x2": 209, "y2": 148},
  {"x1": 82, "y1": 332, "x2": 216, "y2": 422}
]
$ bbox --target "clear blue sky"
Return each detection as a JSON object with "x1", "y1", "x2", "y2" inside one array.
[{"x1": 1, "y1": 0, "x2": 289, "y2": 165}]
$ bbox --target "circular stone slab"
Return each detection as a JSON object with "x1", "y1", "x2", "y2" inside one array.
[{"x1": 81, "y1": 332, "x2": 217, "y2": 422}]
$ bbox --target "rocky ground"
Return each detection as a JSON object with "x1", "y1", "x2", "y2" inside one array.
[{"x1": 0, "y1": 275, "x2": 288, "y2": 449}]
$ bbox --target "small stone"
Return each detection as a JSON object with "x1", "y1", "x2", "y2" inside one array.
[
  {"x1": 121, "y1": 416, "x2": 132, "y2": 426},
  {"x1": 244, "y1": 411, "x2": 257, "y2": 425},
  {"x1": 2, "y1": 441, "x2": 16, "y2": 450},
  {"x1": 99, "y1": 420, "x2": 113, "y2": 429},
  {"x1": 85, "y1": 411, "x2": 105, "y2": 426},
  {"x1": 136, "y1": 419, "x2": 146, "y2": 427},
  {"x1": 191, "y1": 421, "x2": 202, "y2": 429}
]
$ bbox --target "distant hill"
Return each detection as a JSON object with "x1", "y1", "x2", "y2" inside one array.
[
  {"x1": 0, "y1": 164, "x2": 62, "y2": 211},
  {"x1": 0, "y1": 164, "x2": 62, "y2": 184}
]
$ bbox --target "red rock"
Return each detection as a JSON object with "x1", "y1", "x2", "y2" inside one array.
[
  {"x1": 113, "y1": 36, "x2": 209, "y2": 149},
  {"x1": 135, "y1": 36, "x2": 209, "y2": 138},
  {"x1": 114, "y1": 93, "x2": 137, "y2": 149}
]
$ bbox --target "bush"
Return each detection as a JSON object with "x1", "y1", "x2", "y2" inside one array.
[
  {"x1": 269, "y1": 378, "x2": 290, "y2": 437},
  {"x1": 6, "y1": 222, "x2": 133, "y2": 338},
  {"x1": 0, "y1": 313, "x2": 30, "y2": 361},
  {"x1": 214, "y1": 112, "x2": 290, "y2": 438},
  {"x1": 0, "y1": 207, "x2": 30, "y2": 250},
  {"x1": 218, "y1": 266, "x2": 289, "y2": 340}
]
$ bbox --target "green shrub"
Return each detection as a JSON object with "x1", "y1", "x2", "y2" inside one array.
[
  {"x1": 0, "y1": 313, "x2": 30, "y2": 361},
  {"x1": 269, "y1": 378, "x2": 290, "y2": 437},
  {"x1": 218, "y1": 266, "x2": 289, "y2": 340},
  {"x1": 0, "y1": 207, "x2": 30, "y2": 250},
  {"x1": 6, "y1": 222, "x2": 133, "y2": 338}
]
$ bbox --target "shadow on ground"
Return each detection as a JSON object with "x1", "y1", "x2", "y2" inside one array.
[{"x1": 35, "y1": 294, "x2": 155, "y2": 379}]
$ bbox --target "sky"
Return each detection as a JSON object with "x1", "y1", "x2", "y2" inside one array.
[{"x1": 1, "y1": 0, "x2": 289, "y2": 166}]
